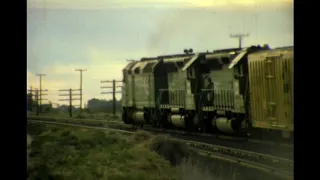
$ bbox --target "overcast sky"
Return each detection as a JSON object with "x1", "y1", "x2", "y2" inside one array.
[{"x1": 27, "y1": 0, "x2": 293, "y2": 107}]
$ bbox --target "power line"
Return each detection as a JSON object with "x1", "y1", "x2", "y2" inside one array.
[
  {"x1": 75, "y1": 69, "x2": 87, "y2": 111},
  {"x1": 230, "y1": 33, "x2": 250, "y2": 48}
]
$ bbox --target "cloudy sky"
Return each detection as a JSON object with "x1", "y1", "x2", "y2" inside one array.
[{"x1": 27, "y1": 0, "x2": 293, "y2": 107}]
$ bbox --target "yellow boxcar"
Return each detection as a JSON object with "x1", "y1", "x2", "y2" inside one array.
[{"x1": 248, "y1": 47, "x2": 293, "y2": 132}]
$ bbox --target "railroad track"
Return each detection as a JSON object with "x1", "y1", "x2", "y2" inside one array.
[
  {"x1": 27, "y1": 115, "x2": 293, "y2": 159},
  {"x1": 27, "y1": 118, "x2": 293, "y2": 180},
  {"x1": 141, "y1": 126, "x2": 293, "y2": 160}
]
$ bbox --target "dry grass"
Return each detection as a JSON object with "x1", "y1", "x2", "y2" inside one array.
[
  {"x1": 27, "y1": 124, "x2": 176, "y2": 180},
  {"x1": 27, "y1": 124, "x2": 262, "y2": 180},
  {"x1": 32, "y1": 111, "x2": 121, "y2": 121}
]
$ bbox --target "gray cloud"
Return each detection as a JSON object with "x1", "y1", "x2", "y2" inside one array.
[{"x1": 27, "y1": 5, "x2": 293, "y2": 102}]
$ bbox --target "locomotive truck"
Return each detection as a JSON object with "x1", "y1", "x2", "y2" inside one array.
[{"x1": 121, "y1": 45, "x2": 294, "y2": 139}]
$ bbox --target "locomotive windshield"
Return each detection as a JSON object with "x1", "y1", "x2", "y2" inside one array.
[{"x1": 203, "y1": 57, "x2": 231, "y2": 71}]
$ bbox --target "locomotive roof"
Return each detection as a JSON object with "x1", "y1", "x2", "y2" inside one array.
[
  {"x1": 274, "y1": 46, "x2": 294, "y2": 50},
  {"x1": 162, "y1": 54, "x2": 193, "y2": 63},
  {"x1": 140, "y1": 53, "x2": 194, "y2": 62},
  {"x1": 181, "y1": 51, "x2": 234, "y2": 71},
  {"x1": 248, "y1": 46, "x2": 293, "y2": 58},
  {"x1": 228, "y1": 46, "x2": 272, "y2": 69},
  {"x1": 123, "y1": 61, "x2": 138, "y2": 70},
  {"x1": 205, "y1": 52, "x2": 231, "y2": 60},
  {"x1": 213, "y1": 47, "x2": 242, "y2": 53},
  {"x1": 129, "y1": 59, "x2": 159, "y2": 74}
]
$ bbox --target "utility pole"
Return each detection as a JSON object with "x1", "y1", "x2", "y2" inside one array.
[
  {"x1": 101, "y1": 79, "x2": 122, "y2": 115},
  {"x1": 230, "y1": 33, "x2": 250, "y2": 48},
  {"x1": 27, "y1": 87, "x2": 37, "y2": 113},
  {"x1": 36, "y1": 73, "x2": 48, "y2": 113},
  {"x1": 75, "y1": 69, "x2": 87, "y2": 111},
  {"x1": 35, "y1": 89, "x2": 39, "y2": 116},
  {"x1": 27, "y1": 89, "x2": 39, "y2": 115},
  {"x1": 27, "y1": 86, "x2": 33, "y2": 112},
  {"x1": 59, "y1": 88, "x2": 81, "y2": 117}
]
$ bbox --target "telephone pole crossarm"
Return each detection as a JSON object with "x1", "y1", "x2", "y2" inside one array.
[
  {"x1": 101, "y1": 91, "x2": 122, "y2": 94},
  {"x1": 101, "y1": 86, "x2": 122, "y2": 89},
  {"x1": 230, "y1": 33, "x2": 250, "y2": 48},
  {"x1": 58, "y1": 88, "x2": 82, "y2": 117},
  {"x1": 100, "y1": 79, "x2": 122, "y2": 115}
]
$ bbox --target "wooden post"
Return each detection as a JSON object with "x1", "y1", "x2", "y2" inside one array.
[{"x1": 69, "y1": 88, "x2": 72, "y2": 117}]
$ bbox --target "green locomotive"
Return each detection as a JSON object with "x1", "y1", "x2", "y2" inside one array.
[{"x1": 121, "y1": 45, "x2": 294, "y2": 139}]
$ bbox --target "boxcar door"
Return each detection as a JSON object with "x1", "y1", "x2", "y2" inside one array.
[{"x1": 264, "y1": 55, "x2": 280, "y2": 127}]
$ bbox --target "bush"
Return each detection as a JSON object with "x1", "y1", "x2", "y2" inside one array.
[
  {"x1": 147, "y1": 135, "x2": 193, "y2": 166},
  {"x1": 132, "y1": 130, "x2": 152, "y2": 142}
]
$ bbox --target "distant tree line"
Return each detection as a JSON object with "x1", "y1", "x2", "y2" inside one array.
[
  {"x1": 27, "y1": 93, "x2": 121, "y2": 113},
  {"x1": 86, "y1": 98, "x2": 121, "y2": 113},
  {"x1": 27, "y1": 93, "x2": 53, "y2": 112}
]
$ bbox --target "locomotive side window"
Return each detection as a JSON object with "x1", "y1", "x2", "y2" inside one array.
[
  {"x1": 134, "y1": 67, "x2": 140, "y2": 74},
  {"x1": 237, "y1": 65, "x2": 243, "y2": 76},
  {"x1": 233, "y1": 64, "x2": 243, "y2": 78},
  {"x1": 187, "y1": 68, "x2": 195, "y2": 79},
  {"x1": 122, "y1": 71, "x2": 126, "y2": 82},
  {"x1": 163, "y1": 62, "x2": 179, "y2": 73},
  {"x1": 206, "y1": 58, "x2": 223, "y2": 70},
  {"x1": 176, "y1": 61, "x2": 184, "y2": 68},
  {"x1": 143, "y1": 62, "x2": 156, "y2": 73},
  {"x1": 221, "y1": 57, "x2": 231, "y2": 64}
]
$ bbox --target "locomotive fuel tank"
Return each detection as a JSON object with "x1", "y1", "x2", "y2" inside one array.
[
  {"x1": 212, "y1": 117, "x2": 247, "y2": 134},
  {"x1": 132, "y1": 111, "x2": 145, "y2": 124},
  {"x1": 169, "y1": 115, "x2": 186, "y2": 128}
]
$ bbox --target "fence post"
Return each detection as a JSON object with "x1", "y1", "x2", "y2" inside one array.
[
  {"x1": 35, "y1": 89, "x2": 40, "y2": 116},
  {"x1": 69, "y1": 88, "x2": 72, "y2": 117},
  {"x1": 101, "y1": 79, "x2": 122, "y2": 115}
]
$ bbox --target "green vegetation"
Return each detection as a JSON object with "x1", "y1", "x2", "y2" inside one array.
[
  {"x1": 27, "y1": 123, "x2": 216, "y2": 180},
  {"x1": 27, "y1": 96, "x2": 122, "y2": 120},
  {"x1": 27, "y1": 110, "x2": 122, "y2": 121}
]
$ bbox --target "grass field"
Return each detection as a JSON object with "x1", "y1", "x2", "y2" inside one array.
[
  {"x1": 27, "y1": 123, "x2": 217, "y2": 180},
  {"x1": 27, "y1": 122, "x2": 279, "y2": 180},
  {"x1": 27, "y1": 111, "x2": 121, "y2": 121}
]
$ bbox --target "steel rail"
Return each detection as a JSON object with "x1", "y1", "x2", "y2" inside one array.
[
  {"x1": 26, "y1": 116, "x2": 293, "y2": 160},
  {"x1": 27, "y1": 115, "x2": 294, "y2": 161},
  {"x1": 194, "y1": 148, "x2": 293, "y2": 180},
  {"x1": 27, "y1": 115, "x2": 293, "y2": 149}
]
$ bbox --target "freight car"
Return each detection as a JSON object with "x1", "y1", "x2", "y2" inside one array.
[{"x1": 121, "y1": 45, "x2": 294, "y2": 139}]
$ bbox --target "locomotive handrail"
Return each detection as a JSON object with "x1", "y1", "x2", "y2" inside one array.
[
  {"x1": 200, "y1": 89, "x2": 235, "y2": 109},
  {"x1": 157, "y1": 89, "x2": 186, "y2": 107}
]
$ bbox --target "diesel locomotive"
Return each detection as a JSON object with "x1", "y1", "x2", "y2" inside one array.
[{"x1": 121, "y1": 45, "x2": 294, "y2": 139}]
